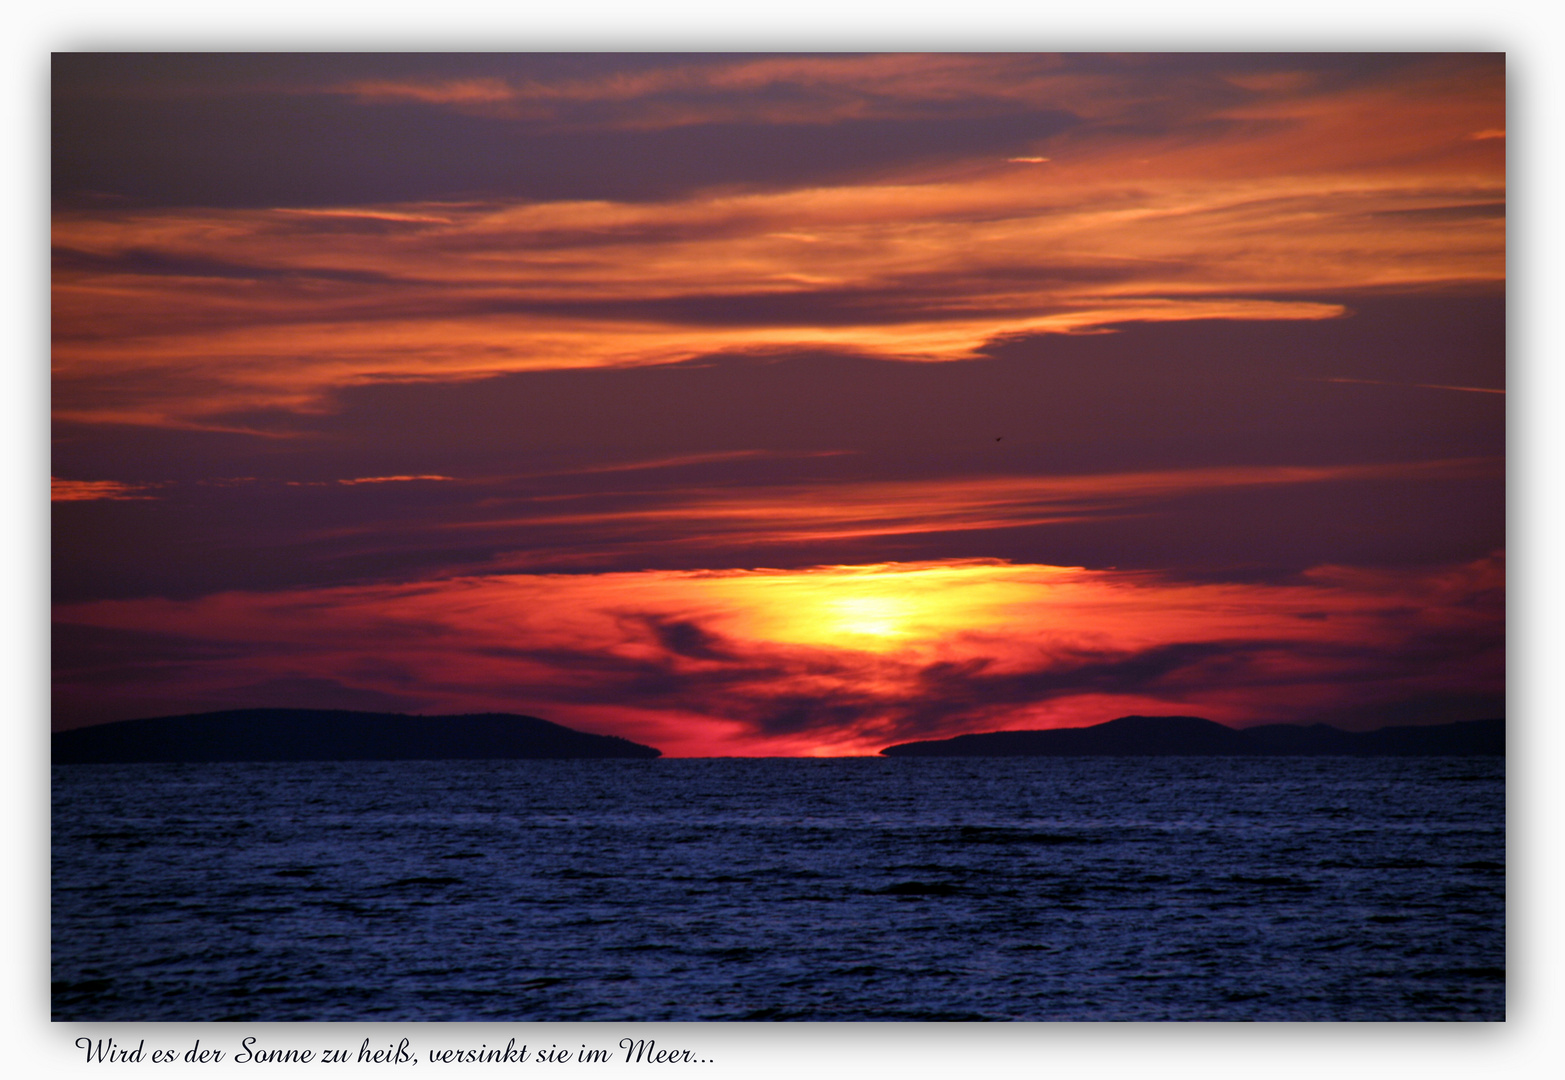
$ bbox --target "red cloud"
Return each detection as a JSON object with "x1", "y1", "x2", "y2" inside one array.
[{"x1": 53, "y1": 555, "x2": 1503, "y2": 757}]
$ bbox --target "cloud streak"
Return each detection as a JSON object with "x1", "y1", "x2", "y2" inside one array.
[
  {"x1": 53, "y1": 54, "x2": 1502, "y2": 428},
  {"x1": 51, "y1": 478, "x2": 158, "y2": 501},
  {"x1": 391, "y1": 458, "x2": 1500, "y2": 560},
  {"x1": 1309, "y1": 376, "x2": 1504, "y2": 395}
]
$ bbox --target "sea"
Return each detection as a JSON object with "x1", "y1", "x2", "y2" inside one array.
[{"x1": 52, "y1": 756, "x2": 1505, "y2": 1022}]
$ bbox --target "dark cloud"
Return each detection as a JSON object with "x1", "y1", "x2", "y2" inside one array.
[
  {"x1": 54, "y1": 611, "x2": 439, "y2": 726},
  {"x1": 52, "y1": 296, "x2": 1503, "y2": 603},
  {"x1": 50, "y1": 556, "x2": 1503, "y2": 738},
  {"x1": 1362, "y1": 202, "x2": 1506, "y2": 223},
  {"x1": 52, "y1": 246, "x2": 408, "y2": 286},
  {"x1": 639, "y1": 616, "x2": 740, "y2": 662},
  {"x1": 133, "y1": 293, "x2": 1490, "y2": 468},
  {"x1": 53, "y1": 623, "x2": 252, "y2": 680},
  {"x1": 433, "y1": 278, "x2": 1105, "y2": 329},
  {"x1": 54, "y1": 91, "x2": 1078, "y2": 208},
  {"x1": 203, "y1": 676, "x2": 431, "y2": 716},
  {"x1": 57, "y1": 261, "x2": 1132, "y2": 332},
  {"x1": 49, "y1": 54, "x2": 1505, "y2": 752},
  {"x1": 411, "y1": 619, "x2": 1502, "y2": 744},
  {"x1": 53, "y1": 52, "x2": 1454, "y2": 211},
  {"x1": 728, "y1": 642, "x2": 1264, "y2": 740}
]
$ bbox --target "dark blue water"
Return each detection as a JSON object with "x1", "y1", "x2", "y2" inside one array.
[{"x1": 52, "y1": 757, "x2": 1504, "y2": 1021}]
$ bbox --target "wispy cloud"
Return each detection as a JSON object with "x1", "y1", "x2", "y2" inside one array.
[
  {"x1": 1308, "y1": 376, "x2": 1504, "y2": 395},
  {"x1": 335, "y1": 474, "x2": 454, "y2": 485},
  {"x1": 52, "y1": 54, "x2": 1503, "y2": 429},
  {"x1": 326, "y1": 458, "x2": 1500, "y2": 562},
  {"x1": 51, "y1": 478, "x2": 157, "y2": 501}
]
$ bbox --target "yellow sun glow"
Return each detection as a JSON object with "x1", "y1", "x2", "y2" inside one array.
[
  {"x1": 822, "y1": 595, "x2": 916, "y2": 639},
  {"x1": 694, "y1": 561, "x2": 1072, "y2": 653}
]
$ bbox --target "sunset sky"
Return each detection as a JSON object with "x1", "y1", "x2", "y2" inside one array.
[{"x1": 51, "y1": 53, "x2": 1504, "y2": 756}]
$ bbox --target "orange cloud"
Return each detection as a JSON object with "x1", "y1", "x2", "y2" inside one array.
[
  {"x1": 333, "y1": 458, "x2": 1500, "y2": 563},
  {"x1": 52, "y1": 554, "x2": 1503, "y2": 757},
  {"x1": 51, "y1": 478, "x2": 157, "y2": 501},
  {"x1": 335, "y1": 475, "x2": 454, "y2": 485},
  {"x1": 53, "y1": 56, "x2": 1502, "y2": 430},
  {"x1": 326, "y1": 55, "x2": 1082, "y2": 128},
  {"x1": 49, "y1": 57, "x2": 1507, "y2": 762},
  {"x1": 340, "y1": 78, "x2": 516, "y2": 106}
]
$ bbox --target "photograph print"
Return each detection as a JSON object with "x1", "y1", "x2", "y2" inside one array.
[{"x1": 52, "y1": 53, "x2": 1504, "y2": 1022}]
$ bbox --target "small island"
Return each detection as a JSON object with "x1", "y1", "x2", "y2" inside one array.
[
  {"x1": 880, "y1": 714, "x2": 1504, "y2": 757},
  {"x1": 52, "y1": 708, "x2": 662, "y2": 763}
]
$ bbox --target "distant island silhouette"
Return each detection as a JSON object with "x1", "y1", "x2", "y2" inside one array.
[
  {"x1": 52, "y1": 708, "x2": 662, "y2": 763},
  {"x1": 880, "y1": 715, "x2": 1504, "y2": 757}
]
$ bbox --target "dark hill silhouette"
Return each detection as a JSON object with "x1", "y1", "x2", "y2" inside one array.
[
  {"x1": 880, "y1": 715, "x2": 1503, "y2": 757},
  {"x1": 52, "y1": 708, "x2": 662, "y2": 763}
]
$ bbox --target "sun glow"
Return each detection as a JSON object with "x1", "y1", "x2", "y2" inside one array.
[
  {"x1": 50, "y1": 55, "x2": 1506, "y2": 768},
  {"x1": 696, "y1": 561, "x2": 1072, "y2": 654},
  {"x1": 824, "y1": 595, "x2": 915, "y2": 640},
  {"x1": 52, "y1": 554, "x2": 1504, "y2": 757}
]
